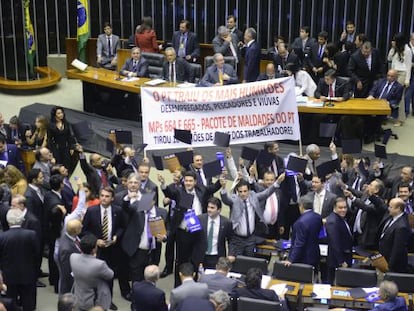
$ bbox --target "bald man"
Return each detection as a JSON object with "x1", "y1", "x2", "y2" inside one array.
[
  {"x1": 56, "y1": 219, "x2": 82, "y2": 294},
  {"x1": 131, "y1": 265, "x2": 168, "y2": 311}
]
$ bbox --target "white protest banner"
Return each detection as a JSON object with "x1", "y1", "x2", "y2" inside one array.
[{"x1": 141, "y1": 77, "x2": 300, "y2": 150}]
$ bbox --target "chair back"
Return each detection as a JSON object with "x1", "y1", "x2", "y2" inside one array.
[
  {"x1": 204, "y1": 56, "x2": 236, "y2": 70},
  {"x1": 188, "y1": 63, "x2": 202, "y2": 82},
  {"x1": 141, "y1": 52, "x2": 165, "y2": 78},
  {"x1": 237, "y1": 297, "x2": 282, "y2": 311},
  {"x1": 231, "y1": 255, "x2": 268, "y2": 275},
  {"x1": 335, "y1": 267, "x2": 377, "y2": 288},
  {"x1": 272, "y1": 261, "x2": 314, "y2": 283},
  {"x1": 384, "y1": 272, "x2": 414, "y2": 293}
]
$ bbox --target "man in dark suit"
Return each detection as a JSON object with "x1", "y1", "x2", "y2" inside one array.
[
  {"x1": 81, "y1": 186, "x2": 124, "y2": 310},
  {"x1": 284, "y1": 194, "x2": 323, "y2": 268},
  {"x1": 0, "y1": 208, "x2": 39, "y2": 311},
  {"x1": 273, "y1": 43, "x2": 300, "y2": 73},
  {"x1": 0, "y1": 135, "x2": 25, "y2": 174},
  {"x1": 120, "y1": 47, "x2": 149, "y2": 78},
  {"x1": 212, "y1": 26, "x2": 239, "y2": 63},
  {"x1": 307, "y1": 175, "x2": 337, "y2": 220},
  {"x1": 378, "y1": 198, "x2": 411, "y2": 273},
  {"x1": 121, "y1": 186, "x2": 167, "y2": 283},
  {"x1": 199, "y1": 257, "x2": 237, "y2": 294},
  {"x1": 338, "y1": 21, "x2": 357, "y2": 52},
  {"x1": 385, "y1": 166, "x2": 414, "y2": 201},
  {"x1": 314, "y1": 69, "x2": 352, "y2": 102},
  {"x1": 257, "y1": 63, "x2": 280, "y2": 81},
  {"x1": 344, "y1": 179, "x2": 387, "y2": 249},
  {"x1": 200, "y1": 53, "x2": 238, "y2": 87},
  {"x1": 163, "y1": 47, "x2": 194, "y2": 83},
  {"x1": 306, "y1": 31, "x2": 328, "y2": 82},
  {"x1": 257, "y1": 141, "x2": 285, "y2": 179},
  {"x1": 176, "y1": 290, "x2": 231, "y2": 311},
  {"x1": 242, "y1": 27, "x2": 261, "y2": 82},
  {"x1": 77, "y1": 145, "x2": 118, "y2": 197},
  {"x1": 130, "y1": 265, "x2": 168, "y2": 311},
  {"x1": 325, "y1": 197, "x2": 354, "y2": 284},
  {"x1": 172, "y1": 20, "x2": 200, "y2": 63},
  {"x1": 56, "y1": 219, "x2": 82, "y2": 295},
  {"x1": 44, "y1": 174, "x2": 67, "y2": 293},
  {"x1": 196, "y1": 198, "x2": 233, "y2": 269},
  {"x1": 227, "y1": 15, "x2": 243, "y2": 43},
  {"x1": 348, "y1": 41, "x2": 384, "y2": 98},
  {"x1": 51, "y1": 164, "x2": 75, "y2": 212},
  {"x1": 138, "y1": 162, "x2": 159, "y2": 206},
  {"x1": 159, "y1": 170, "x2": 221, "y2": 286},
  {"x1": 291, "y1": 26, "x2": 316, "y2": 65},
  {"x1": 96, "y1": 22, "x2": 120, "y2": 70}
]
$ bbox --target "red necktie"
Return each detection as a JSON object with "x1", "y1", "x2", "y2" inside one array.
[
  {"x1": 100, "y1": 171, "x2": 108, "y2": 187},
  {"x1": 329, "y1": 84, "x2": 334, "y2": 97}
]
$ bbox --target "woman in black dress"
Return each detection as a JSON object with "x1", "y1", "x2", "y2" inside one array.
[{"x1": 48, "y1": 106, "x2": 76, "y2": 175}]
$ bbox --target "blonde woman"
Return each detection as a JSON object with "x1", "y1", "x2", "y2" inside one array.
[
  {"x1": 387, "y1": 33, "x2": 412, "y2": 126},
  {"x1": 26, "y1": 115, "x2": 49, "y2": 148},
  {"x1": 5, "y1": 165, "x2": 27, "y2": 195}
]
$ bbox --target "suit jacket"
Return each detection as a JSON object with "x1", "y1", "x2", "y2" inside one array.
[
  {"x1": 348, "y1": 48, "x2": 384, "y2": 97},
  {"x1": 243, "y1": 40, "x2": 261, "y2": 82},
  {"x1": 273, "y1": 52, "x2": 300, "y2": 72},
  {"x1": 175, "y1": 297, "x2": 215, "y2": 311},
  {"x1": 371, "y1": 296, "x2": 407, "y2": 311},
  {"x1": 0, "y1": 143, "x2": 25, "y2": 173},
  {"x1": 231, "y1": 287, "x2": 288, "y2": 311},
  {"x1": 121, "y1": 199, "x2": 167, "y2": 257},
  {"x1": 163, "y1": 182, "x2": 221, "y2": 233},
  {"x1": 0, "y1": 227, "x2": 39, "y2": 285},
  {"x1": 212, "y1": 33, "x2": 240, "y2": 60},
  {"x1": 141, "y1": 178, "x2": 159, "y2": 206},
  {"x1": 196, "y1": 214, "x2": 233, "y2": 263},
  {"x1": 120, "y1": 57, "x2": 149, "y2": 77},
  {"x1": 350, "y1": 193, "x2": 387, "y2": 249},
  {"x1": 199, "y1": 63, "x2": 238, "y2": 86},
  {"x1": 96, "y1": 33, "x2": 120, "y2": 63},
  {"x1": 162, "y1": 57, "x2": 194, "y2": 82},
  {"x1": 378, "y1": 213, "x2": 411, "y2": 272},
  {"x1": 82, "y1": 204, "x2": 124, "y2": 241},
  {"x1": 314, "y1": 77, "x2": 352, "y2": 100},
  {"x1": 44, "y1": 190, "x2": 66, "y2": 241},
  {"x1": 170, "y1": 279, "x2": 209, "y2": 311},
  {"x1": 307, "y1": 190, "x2": 337, "y2": 219},
  {"x1": 172, "y1": 31, "x2": 200, "y2": 60},
  {"x1": 79, "y1": 156, "x2": 118, "y2": 196},
  {"x1": 24, "y1": 185, "x2": 45, "y2": 229},
  {"x1": 70, "y1": 253, "x2": 114, "y2": 310},
  {"x1": 325, "y1": 212, "x2": 353, "y2": 268},
  {"x1": 56, "y1": 233, "x2": 81, "y2": 294},
  {"x1": 131, "y1": 280, "x2": 168, "y2": 311},
  {"x1": 306, "y1": 43, "x2": 325, "y2": 71},
  {"x1": 369, "y1": 78, "x2": 404, "y2": 108},
  {"x1": 288, "y1": 210, "x2": 322, "y2": 266},
  {"x1": 291, "y1": 36, "x2": 317, "y2": 63},
  {"x1": 199, "y1": 272, "x2": 238, "y2": 293},
  {"x1": 221, "y1": 186, "x2": 278, "y2": 231}
]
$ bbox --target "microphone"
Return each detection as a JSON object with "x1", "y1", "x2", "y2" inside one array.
[
  {"x1": 325, "y1": 77, "x2": 351, "y2": 107},
  {"x1": 114, "y1": 70, "x2": 122, "y2": 81}
]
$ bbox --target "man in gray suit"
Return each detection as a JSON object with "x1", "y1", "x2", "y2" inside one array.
[
  {"x1": 170, "y1": 263, "x2": 209, "y2": 311},
  {"x1": 70, "y1": 234, "x2": 114, "y2": 311},
  {"x1": 120, "y1": 47, "x2": 149, "y2": 78},
  {"x1": 200, "y1": 53, "x2": 238, "y2": 86},
  {"x1": 220, "y1": 175, "x2": 285, "y2": 257},
  {"x1": 199, "y1": 257, "x2": 237, "y2": 294},
  {"x1": 212, "y1": 26, "x2": 239, "y2": 64},
  {"x1": 96, "y1": 22, "x2": 120, "y2": 70}
]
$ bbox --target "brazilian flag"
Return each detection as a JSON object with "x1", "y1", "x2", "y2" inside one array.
[
  {"x1": 24, "y1": 0, "x2": 36, "y2": 76},
  {"x1": 77, "y1": 0, "x2": 89, "y2": 62}
]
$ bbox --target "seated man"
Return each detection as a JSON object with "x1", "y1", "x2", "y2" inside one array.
[
  {"x1": 199, "y1": 257, "x2": 237, "y2": 294},
  {"x1": 200, "y1": 53, "x2": 238, "y2": 87},
  {"x1": 314, "y1": 69, "x2": 352, "y2": 102},
  {"x1": 120, "y1": 47, "x2": 149, "y2": 78},
  {"x1": 257, "y1": 63, "x2": 281, "y2": 81},
  {"x1": 162, "y1": 47, "x2": 194, "y2": 83},
  {"x1": 96, "y1": 22, "x2": 120, "y2": 70},
  {"x1": 273, "y1": 43, "x2": 300, "y2": 73},
  {"x1": 372, "y1": 281, "x2": 407, "y2": 311}
]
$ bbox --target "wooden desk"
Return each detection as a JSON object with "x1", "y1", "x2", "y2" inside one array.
[
  {"x1": 298, "y1": 98, "x2": 390, "y2": 116},
  {"x1": 301, "y1": 284, "x2": 411, "y2": 310}
]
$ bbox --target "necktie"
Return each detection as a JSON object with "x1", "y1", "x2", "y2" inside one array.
[
  {"x1": 132, "y1": 61, "x2": 137, "y2": 71},
  {"x1": 146, "y1": 211, "x2": 155, "y2": 249},
  {"x1": 107, "y1": 37, "x2": 112, "y2": 57},
  {"x1": 99, "y1": 170, "x2": 108, "y2": 187},
  {"x1": 315, "y1": 193, "x2": 322, "y2": 215},
  {"x1": 172, "y1": 62, "x2": 176, "y2": 83},
  {"x1": 75, "y1": 237, "x2": 81, "y2": 252},
  {"x1": 207, "y1": 220, "x2": 215, "y2": 254},
  {"x1": 218, "y1": 69, "x2": 223, "y2": 85},
  {"x1": 380, "y1": 217, "x2": 393, "y2": 239},
  {"x1": 353, "y1": 176, "x2": 361, "y2": 191},
  {"x1": 318, "y1": 45, "x2": 323, "y2": 58},
  {"x1": 405, "y1": 202, "x2": 413, "y2": 214},
  {"x1": 243, "y1": 200, "x2": 251, "y2": 235},
  {"x1": 312, "y1": 161, "x2": 317, "y2": 175},
  {"x1": 379, "y1": 83, "x2": 391, "y2": 99},
  {"x1": 178, "y1": 36, "x2": 186, "y2": 57},
  {"x1": 329, "y1": 84, "x2": 334, "y2": 98},
  {"x1": 36, "y1": 188, "x2": 44, "y2": 203},
  {"x1": 102, "y1": 208, "x2": 109, "y2": 241},
  {"x1": 196, "y1": 169, "x2": 203, "y2": 186}
]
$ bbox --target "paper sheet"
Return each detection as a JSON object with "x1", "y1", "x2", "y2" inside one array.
[{"x1": 313, "y1": 284, "x2": 331, "y2": 299}]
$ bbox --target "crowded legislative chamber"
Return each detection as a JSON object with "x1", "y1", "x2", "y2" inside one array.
[{"x1": 1, "y1": 1, "x2": 414, "y2": 311}]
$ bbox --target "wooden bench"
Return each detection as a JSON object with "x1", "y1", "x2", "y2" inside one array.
[{"x1": 0, "y1": 66, "x2": 62, "y2": 90}]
